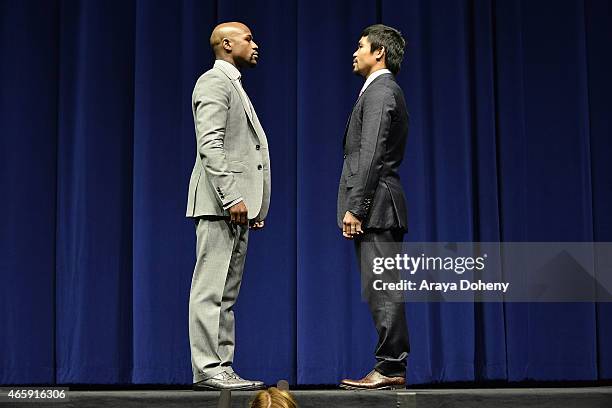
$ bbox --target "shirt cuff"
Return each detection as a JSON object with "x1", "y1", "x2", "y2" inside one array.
[{"x1": 222, "y1": 197, "x2": 243, "y2": 210}]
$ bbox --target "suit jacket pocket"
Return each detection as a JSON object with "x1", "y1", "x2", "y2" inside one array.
[
  {"x1": 228, "y1": 161, "x2": 248, "y2": 173},
  {"x1": 364, "y1": 181, "x2": 398, "y2": 229}
]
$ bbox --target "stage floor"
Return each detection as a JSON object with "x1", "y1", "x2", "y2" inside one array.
[{"x1": 1, "y1": 387, "x2": 611, "y2": 408}]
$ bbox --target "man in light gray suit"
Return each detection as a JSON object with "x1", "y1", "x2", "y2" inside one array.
[{"x1": 186, "y1": 22, "x2": 270, "y2": 391}]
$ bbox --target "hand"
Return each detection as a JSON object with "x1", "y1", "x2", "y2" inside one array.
[
  {"x1": 342, "y1": 211, "x2": 363, "y2": 239},
  {"x1": 249, "y1": 220, "x2": 265, "y2": 230},
  {"x1": 229, "y1": 201, "x2": 248, "y2": 225}
]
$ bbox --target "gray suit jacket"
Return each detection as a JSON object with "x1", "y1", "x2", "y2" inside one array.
[
  {"x1": 337, "y1": 73, "x2": 408, "y2": 230},
  {"x1": 186, "y1": 63, "x2": 271, "y2": 221}
]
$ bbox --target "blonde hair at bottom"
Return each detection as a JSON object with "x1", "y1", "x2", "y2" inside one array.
[{"x1": 249, "y1": 387, "x2": 297, "y2": 408}]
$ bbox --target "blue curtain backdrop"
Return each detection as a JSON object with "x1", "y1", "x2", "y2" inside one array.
[{"x1": 1, "y1": 0, "x2": 612, "y2": 385}]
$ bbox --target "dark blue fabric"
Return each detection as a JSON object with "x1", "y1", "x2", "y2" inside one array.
[
  {"x1": 1, "y1": 0, "x2": 611, "y2": 385},
  {"x1": 0, "y1": 0, "x2": 58, "y2": 385}
]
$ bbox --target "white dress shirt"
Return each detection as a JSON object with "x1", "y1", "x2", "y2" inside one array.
[{"x1": 359, "y1": 68, "x2": 392, "y2": 97}]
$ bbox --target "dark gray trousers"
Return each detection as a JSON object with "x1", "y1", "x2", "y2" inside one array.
[{"x1": 355, "y1": 229, "x2": 410, "y2": 378}]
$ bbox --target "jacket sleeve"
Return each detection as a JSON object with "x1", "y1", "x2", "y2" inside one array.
[
  {"x1": 346, "y1": 89, "x2": 395, "y2": 220},
  {"x1": 193, "y1": 73, "x2": 243, "y2": 209}
]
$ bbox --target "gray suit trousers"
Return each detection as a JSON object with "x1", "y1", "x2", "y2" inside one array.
[{"x1": 189, "y1": 217, "x2": 249, "y2": 382}]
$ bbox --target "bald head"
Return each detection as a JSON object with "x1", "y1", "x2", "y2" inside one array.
[
  {"x1": 210, "y1": 22, "x2": 250, "y2": 55},
  {"x1": 209, "y1": 22, "x2": 259, "y2": 68}
]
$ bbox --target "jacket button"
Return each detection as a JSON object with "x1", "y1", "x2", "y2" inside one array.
[
  {"x1": 257, "y1": 164, "x2": 263, "y2": 170},
  {"x1": 256, "y1": 145, "x2": 260, "y2": 150}
]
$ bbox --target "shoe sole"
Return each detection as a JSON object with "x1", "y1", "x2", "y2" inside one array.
[
  {"x1": 339, "y1": 383, "x2": 404, "y2": 391},
  {"x1": 193, "y1": 383, "x2": 265, "y2": 391}
]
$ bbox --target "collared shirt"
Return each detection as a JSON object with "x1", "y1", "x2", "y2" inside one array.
[
  {"x1": 214, "y1": 59, "x2": 241, "y2": 80},
  {"x1": 359, "y1": 68, "x2": 392, "y2": 97}
]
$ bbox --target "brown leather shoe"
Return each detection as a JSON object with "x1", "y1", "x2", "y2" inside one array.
[{"x1": 339, "y1": 370, "x2": 405, "y2": 390}]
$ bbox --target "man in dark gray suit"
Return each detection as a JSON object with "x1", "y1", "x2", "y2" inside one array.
[
  {"x1": 186, "y1": 22, "x2": 270, "y2": 391},
  {"x1": 337, "y1": 24, "x2": 410, "y2": 390}
]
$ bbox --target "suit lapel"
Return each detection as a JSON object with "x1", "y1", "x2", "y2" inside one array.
[
  {"x1": 214, "y1": 65, "x2": 266, "y2": 144},
  {"x1": 342, "y1": 95, "x2": 362, "y2": 148},
  {"x1": 238, "y1": 87, "x2": 267, "y2": 145},
  {"x1": 342, "y1": 74, "x2": 392, "y2": 148},
  {"x1": 228, "y1": 78, "x2": 255, "y2": 124},
  {"x1": 249, "y1": 105, "x2": 268, "y2": 145}
]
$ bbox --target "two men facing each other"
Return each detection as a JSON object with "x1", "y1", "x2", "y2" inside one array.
[{"x1": 186, "y1": 21, "x2": 410, "y2": 391}]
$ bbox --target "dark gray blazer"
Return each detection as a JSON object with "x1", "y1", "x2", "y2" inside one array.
[{"x1": 337, "y1": 73, "x2": 409, "y2": 231}]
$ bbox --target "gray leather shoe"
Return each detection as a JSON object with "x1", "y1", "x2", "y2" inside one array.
[
  {"x1": 227, "y1": 370, "x2": 264, "y2": 389},
  {"x1": 193, "y1": 371, "x2": 260, "y2": 391}
]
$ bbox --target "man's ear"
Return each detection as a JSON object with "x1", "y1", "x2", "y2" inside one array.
[
  {"x1": 222, "y1": 38, "x2": 232, "y2": 52},
  {"x1": 375, "y1": 46, "x2": 385, "y2": 62}
]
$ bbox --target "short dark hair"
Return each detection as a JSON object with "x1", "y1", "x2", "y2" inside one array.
[{"x1": 360, "y1": 24, "x2": 406, "y2": 75}]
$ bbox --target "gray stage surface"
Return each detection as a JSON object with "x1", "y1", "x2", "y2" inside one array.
[{"x1": 1, "y1": 387, "x2": 611, "y2": 408}]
